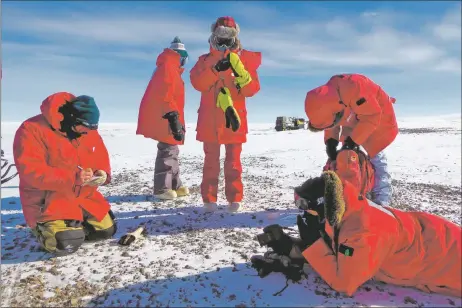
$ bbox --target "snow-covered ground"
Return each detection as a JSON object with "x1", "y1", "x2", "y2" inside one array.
[{"x1": 1, "y1": 114, "x2": 461, "y2": 307}]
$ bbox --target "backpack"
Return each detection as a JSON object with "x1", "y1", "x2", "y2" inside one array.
[{"x1": 323, "y1": 148, "x2": 375, "y2": 200}]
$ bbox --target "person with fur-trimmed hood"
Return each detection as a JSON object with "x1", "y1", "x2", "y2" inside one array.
[
  {"x1": 190, "y1": 16, "x2": 261, "y2": 212},
  {"x1": 251, "y1": 171, "x2": 461, "y2": 298},
  {"x1": 305, "y1": 74, "x2": 398, "y2": 206},
  {"x1": 13, "y1": 92, "x2": 116, "y2": 256}
]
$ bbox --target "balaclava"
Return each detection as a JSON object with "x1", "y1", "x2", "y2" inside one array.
[
  {"x1": 58, "y1": 95, "x2": 100, "y2": 140},
  {"x1": 209, "y1": 16, "x2": 241, "y2": 51}
]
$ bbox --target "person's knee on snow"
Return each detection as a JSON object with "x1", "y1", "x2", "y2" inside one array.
[
  {"x1": 34, "y1": 220, "x2": 86, "y2": 256},
  {"x1": 83, "y1": 210, "x2": 117, "y2": 241},
  {"x1": 370, "y1": 151, "x2": 392, "y2": 206},
  {"x1": 13, "y1": 92, "x2": 113, "y2": 235}
]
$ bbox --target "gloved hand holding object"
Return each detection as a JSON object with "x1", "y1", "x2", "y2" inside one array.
[
  {"x1": 325, "y1": 138, "x2": 339, "y2": 161},
  {"x1": 162, "y1": 111, "x2": 185, "y2": 142},
  {"x1": 214, "y1": 57, "x2": 231, "y2": 72},
  {"x1": 216, "y1": 87, "x2": 241, "y2": 132}
]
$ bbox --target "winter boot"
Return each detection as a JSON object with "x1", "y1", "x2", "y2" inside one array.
[
  {"x1": 154, "y1": 189, "x2": 177, "y2": 200},
  {"x1": 204, "y1": 202, "x2": 218, "y2": 212},
  {"x1": 227, "y1": 202, "x2": 241, "y2": 212},
  {"x1": 176, "y1": 186, "x2": 190, "y2": 197}
]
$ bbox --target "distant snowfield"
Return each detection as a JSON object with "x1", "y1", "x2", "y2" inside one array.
[{"x1": 1, "y1": 114, "x2": 461, "y2": 307}]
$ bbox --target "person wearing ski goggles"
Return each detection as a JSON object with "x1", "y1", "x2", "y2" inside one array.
[
  {"x1": 305, "y1": 73, "x2": 398, "y2": 207},
  {"x1": 189, "y1": 16, "x2": 262, "y2": 213}
]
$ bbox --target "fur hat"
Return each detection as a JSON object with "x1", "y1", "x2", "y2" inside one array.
[
  {"x1": 295, "y1": 171, "x2": 345, "y2": 227},
  {"x1": 209, "y1": 16, "x2": 241, "y2": 50},
  {"x1": 211, "y1": 16, "x2": 240, "y2": 38}
]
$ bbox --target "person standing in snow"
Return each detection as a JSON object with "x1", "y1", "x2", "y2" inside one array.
[
  {"x1": 13, "y1": 92, "x2": 116, "y2": 256},
  {"x1": 190, "y1": 16, "x2": 261, "y2": 212},
  {"x1": 251, "y1": 171, "x2": 462, "y2": 298},
  {"x1": 305, "y1": 74, "x2": 398, "y2": 206},
  {"x1": 137, "y1": 37, "x2": 189, "y2": 200}
]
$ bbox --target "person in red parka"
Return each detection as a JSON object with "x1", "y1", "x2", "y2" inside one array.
[
  {"x1": 137, "y1": 36, "x2": 189, "y2": 200},
  {"x1": 13, "y1": 92, "x2": 116, "y2": 256},
  {"x1": 251, "y1": 171, "x2": 461, "y2": 298},
  {"x1": 305, "y1": 74, "x2": 398, "y2": 206},
  {"x1": 190, "y1": 16, "x2": 261, "y2": 212}
]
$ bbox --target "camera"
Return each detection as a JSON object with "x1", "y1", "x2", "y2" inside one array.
[{"x1": 256, "y1": 224, "x2": 285, "y2": 247}]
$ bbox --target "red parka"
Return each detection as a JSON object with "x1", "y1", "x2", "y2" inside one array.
[
  {"x1": 305, "y1": 74, "x2": 398, "y2": 157},
  {"x1": 190, "y1": 48, "x2": 261, "y2": 144},
  {"x1": 13, "y1": 92, "x2": 112, "y2": 228},
  {"x1": 302, "y1": 172, "x2": 461, "y2": 298},
  {"x1": 137, "y1": 48, "x2": 186, "y2": 145}
]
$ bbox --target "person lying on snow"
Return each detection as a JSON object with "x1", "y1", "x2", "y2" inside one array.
[
  {"x1": 190, "y1": 16, "x2": 261, "y2": 212},
  {"x1": 305, "y1": 74, "x2": 398, "y2": 206},
  {"x1": 137, "y1": 36, "x2": 190, "y2": 200},
  {"x1": 251, "y1": 171, "x2": 461, "y2": 298},
  {"x1": 13, "y1": 92, "x2": 116, "y2": 256}
]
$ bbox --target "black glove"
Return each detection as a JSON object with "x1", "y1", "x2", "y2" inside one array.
[
  {"x1": 325, "y1": 138, "x2": 339, "y2": 161},
  {"x1": 296, "y1": 212, "x2": 322, "y2": 248},
  {"x1": 250, "y1": 252, "x2": 304, "y2": 282},
  {"x1": 260, "y1": 224, "x2": 297, "y2": 257},
  {"x1": 341, "y1": 136, "x2": 359, "y2": 151},
  {"x1": 162, "y1": 111, "x2": 184, "y2": 142},
  {"x1": 214, "y1": 58, "x2": 231, "y2": 72}
]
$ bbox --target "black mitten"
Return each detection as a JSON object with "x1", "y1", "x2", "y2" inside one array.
[
  {"x1": 224, "y1": 106, "x2": 241, "y2": 132},
  {"x1": 162, "y1": 111, "x2": 184, "y2": 142},
  {"x1": 250, "y1": 253, "x2": 304, "y2": 282},
  {"x1": 263, "y1": 224, "x2": 295, "y2": 256},
  {"x1": 325, "y1": 138, "x2": 339, "y2": 161}
]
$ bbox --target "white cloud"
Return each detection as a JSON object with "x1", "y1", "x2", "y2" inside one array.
[{"x1": 1, "y1": 3, "x2": 461, "y2": 123}]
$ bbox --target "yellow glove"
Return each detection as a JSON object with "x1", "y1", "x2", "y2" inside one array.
[
  {"x1": 227, "y1": 52, "x2": 252, "y2": 89},
  {"x1": 84, "y1": 170, "x2": 108, "y2": 187},
  {"x1": 216, "y1": 87, "x2": 241, "y2": 132}
]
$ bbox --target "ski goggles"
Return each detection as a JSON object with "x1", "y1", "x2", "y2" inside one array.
[
  {"x1": 307, "y1": 109, "x2": 344, "y2": 132},
  {"x1": 214, "y1": 36, "x2": 235, "y2": 49}
]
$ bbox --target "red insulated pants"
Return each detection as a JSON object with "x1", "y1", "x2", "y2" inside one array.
[{"x1": 200, "y1": 142, "x2": 243, "y2": 203}]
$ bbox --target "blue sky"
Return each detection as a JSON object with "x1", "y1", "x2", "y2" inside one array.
[{"x1": 2, "y1": 1, "x2": 461, "y2": 123}]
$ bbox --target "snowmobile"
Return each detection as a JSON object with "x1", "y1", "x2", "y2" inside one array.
[{"x1": 1, "y1": 149, "x2": 18, "y2": 184}]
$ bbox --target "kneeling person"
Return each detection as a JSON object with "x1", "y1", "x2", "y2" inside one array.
[{"x1": 13, "y1": 92, "x2": 116, "y2": 256}]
